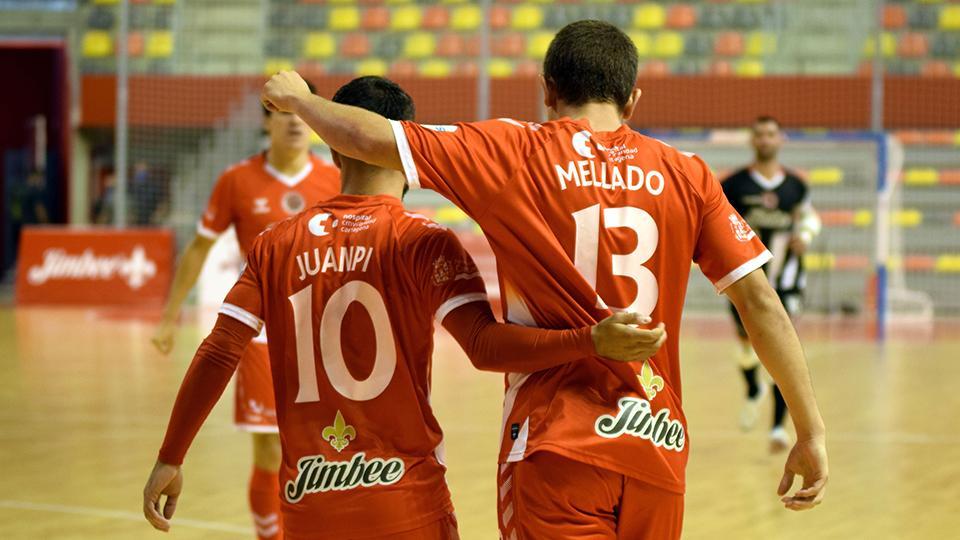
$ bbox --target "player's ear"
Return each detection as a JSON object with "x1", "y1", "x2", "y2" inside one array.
[
  {"x1": 539, "y1": 74, "x2": 558, "y2": 113},
  {"x1": 621, "y1": 87, "x2": 643, "y2": 122}
]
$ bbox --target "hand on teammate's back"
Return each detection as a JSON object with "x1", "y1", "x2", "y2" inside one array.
[
  {"x1": 591, "y1": 312, "x2": 667, "y2": 363},
  {"x1": 143, "y1": 461, "x2": 183, "y2": 531},
  {"x1": 151, "y1": 320, "x2": 175, "y2": 355},
  {"x1": 778, "y1": 435, "x2": 828, "y2": 511},
  {"x1": 262, "y1": 70, "x2": 311, "y2": 114}
]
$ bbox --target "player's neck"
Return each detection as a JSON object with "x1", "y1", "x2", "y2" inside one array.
[
  {"x1": 753, "y1": 160, "x2": 781, "y2": 179},
  {"x1": 340, "y1": 165, "x2": 405, "y2": 200},
  {"x1": 266, "y1": 147, "x2": 309, "y2": 176},
  {"x1": 554, "y1": 102, "x2": 625, "y2": 133}
]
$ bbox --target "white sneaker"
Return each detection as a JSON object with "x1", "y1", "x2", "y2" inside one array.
[
  {"x1": 769, "y1": 426, "x2": 791, "y2": 454},
  {"x1": 739, "y1": 381, "x2": 768, "y2": 432}
]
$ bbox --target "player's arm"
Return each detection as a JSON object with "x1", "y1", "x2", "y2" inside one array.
[
  {"x1": 152, "y1": 234, "x2": 217, "y2": 355},
  {"x1": 261, "y1": 71, "x2": 400, "y2": 171},
  {"x1": 143, "y1": 314, "x2": 257, "y2": 531},
  {"x1": 725, "y1": 270, "x2": 828, "y2": 511},
  {"x1": 442, "y1": 300, "x2": 665, "y2": 373}
]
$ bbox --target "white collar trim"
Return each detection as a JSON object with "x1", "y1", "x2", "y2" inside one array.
[
  {"x1": 749, "y1": 168, "x2": 785, "y2": 191},
  {"x1": 264, "y1": 160, "x2": 313, "y2": 188}
]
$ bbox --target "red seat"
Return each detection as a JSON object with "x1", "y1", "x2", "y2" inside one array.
[
  {"x1": 709, "y1": 60, "x2": 733, "y2": 76},
  {"x1": 340, "y1": 34, "x2": 370, "y2": 58},
  {"x1": 489, "y1": 6, "x2": 511, "y2": 30},
  {"x1": 454, "y1": 61, "x2": 479, "y2": 77},
  {"x1": 516, "y1": 60, "x2": 540, "y2": 77},
  {"x1": 882, "y1": 5, "x2": 907, "y2": 30},
  {"x1": 641, "y1": 60, "x2": 670, "y2": 77},
  {"x1": 897, "y1": 32, "x2": 929, "y2": 58},
  {"x1": 437, "y1": 33, "x2": 465, "y2": 57},
  {"x1": 127, "y1": 32, "x2": 144, "y2": 57},
  {"x1": 714, "y1": 32, "x2": 744, "y2": 56},
  {"x1": 464, "y1": 35, "x2": 481, "y2": 57},
  {"x1": 920, "y1": 60, "x2": 950, "y2": 77},
  {"x1": 389, "y1": 60, "x2": 418, "y2": 78},
  {"x1": 422, "y1": 6, "x2": 450, "y2": 30},
  {"x1": 492, "y1": 32, "x2": 524, "y2": 57},
  {"x1": 666, "y1": 4, "x2": 697, "y2": 30},
  {"x1": 362, "y1": 7, "x2": 389, "y2": 31}
]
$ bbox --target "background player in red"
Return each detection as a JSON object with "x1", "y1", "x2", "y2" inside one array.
[
  {"x1": 721, "y1": 116, "x2": 823, "y2": 451},
  {"x1": 260, "y1": 19, "x2": 829, "y2": 539},
  {"x1": 142, "y1": 76, "x2": 665, "y2": 540},
  {"x1": 151, "y1": 80, "x2": 339, "y2": 539}
]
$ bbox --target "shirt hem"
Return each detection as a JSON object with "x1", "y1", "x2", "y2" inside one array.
[{"x1": 714, "y1": 250, "x2": 773, "y2": 293}]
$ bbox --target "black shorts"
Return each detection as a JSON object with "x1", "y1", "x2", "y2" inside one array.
[{"x1": 729, "y1": 291, "x2": 803, "y2": 339}]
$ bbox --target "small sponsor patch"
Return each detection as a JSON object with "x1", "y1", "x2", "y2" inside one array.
[
  {"x1": 423, "y1": 124, "x2": 458, "y2": 133},
  {"x1": 510, "y1": 423, "x2": 520, "y2": 440}
]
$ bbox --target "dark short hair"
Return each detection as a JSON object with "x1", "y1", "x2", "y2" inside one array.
[
  {"x1": 753, "y1": 115, "x2": 781, "y2": 130},
  {"x1": 332, "y1": 76, "x2": 415, "y2": 122},
  {"x1": 263, "y1": 79, "x2": 317, "y2": 116},
  {"x1": 543, "y1": 20, "x2": 639, "y2": 111}
]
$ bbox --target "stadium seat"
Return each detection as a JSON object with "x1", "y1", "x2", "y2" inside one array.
[
  {"x1": 304, "y1": 33, "x2": 336, "y2": 59},
  {"x1": 731, "y1": 5, "x2": 760, "y2": 29},
  {"x1": 633, "y1": 4, "x2": 666, "y2": 29},
  {"x1": 340, "y1": 34, "x2": 371, "y2": 58},
  {"x1": 666, "y1": 4, "x2": 697, "y2": 30},
  {"x1": 403, "y1": 32, "x2": 436, "y2": 58},
  {"x1": 436, "y1": 33, "x2": 465, "y2": 57},
  {"x1": 264, "y1": 58, "x2": 294, "y2": 75},
  {"x1": 356, "y1": 58, "x2": 388, "y2": 77},
  {"x1": 451, "y1": 5, "x2": 482, "y2": 31},
  {"x1": 488, "y1": 58, "x2": 515, "y2": 78},
  {"x1": 894, "y1": 209, "x2": 923, "y2": 228},
  {"x1": 145, "y1": 31, "x2": 172, "y2": 58},
  {"x1": 882, "y1": 5, "x2": 907, "y2": 29},
  {"x1": 908, "y1": 6, "x2": 938, "y2": 30},
  {"x1": 391, "y1": 6, "x2": 421, "y2": 31},
  {"x1": 329, "y1": 7, "x2": 360, "y2": 30},
  {"x1": 93, "y1": 0, "x2": 118, "y2": 4},
  {"x1": 361, "y1": 7, "x2": 390, "y2": 31},
  {"x1": 809, "y1": 167, "x2": 843, "y2": 185},
  {"x1": 422, "y1": 6, "x2": 450, "y2": 30},
  {"x1": 640, "y1": 60, "x2": 670, "y2": 77},
  {"x1": 652, "y1": 31, "x2": 683, "y2": 58},
  {"x1": 936, "y1": 255, "x2": 960, "y2": 274},
  {"x1": 386, "y1": 0, "x2": 414, "y2": 5},
  {"x1": 904, "y1": 167, "x2": 939, "y2": 185},
  {"x1": 375, "y1": 34, "x2": 403, "y2": 59},
  {"x1": 698, "y1": 5, "x2": 729, "y2": 29},
  {"x1": 931, "y1": 34, "x2": 960, "y2": 58},
  {"x1": 464, "y1": 34, "x2": 481, "y2": 56},
  {"x1": 389, "y1": 60, "x2": 418, "y2": 78},
  {"x1": 629, "y1": 32, "x2": 653, "y2": 56},
  {"x1": 897, "y1": 32, "x2": 929, "y2": 58},
  {"x1": 684, "y1": 33, "x2": 712, "y2": 56},
  {"x1": 512, "y1": 5, "x2": 544, "y2": 30},
  {"x1": 941, "y1": 6, "x2": 960, "y2": 30},
  {"x1": 863, "y1": 33, "x2": 896, "y2": 57},
  {"x1": 454, "y1": 61, "x2": 479, "y2": 77},
  {"x1": 270, "y1": 6, "x2": 299, "y2": 29},
  {"x1": 708, "y1": 60, "x2": 733, "y2": 76},
  {"x1": 921, "y1": 60, "x2": 951, "y2": 77},
  {"x1": 87, "y1": 8, "x2": 115, "y2": 30},
  {"x1": 544, "y1": 7, "x2": 571, "y2": 29},
  {"x1": 153, "y1": 0, "x2": 176, "y2": 4},
  {"x1": 516, "y1": 60, "x2": 540, "y2": 77},
  {"x1": 489, "y1": 6, "x2": 511, "y2": 30},
  {"x1": 442, "y1": 0, "x2": 470, "y2": 4},
  {"x1": 127, "y1": 32, "x2": 144, "y2": 57},
  {"x1": 527, "y1": 32, "x2": 553, "y2": 58},
  {"x1": 420, "y1": 59, "x2": 452, "y2": 78},
  {"x1": 714, "y1": 31, "x2": 744, "y2": 56},
  {"x1": 82, "y1": 31, "x2": 113, "y2": 58},
  {"x1": 736, "y1": 59, "x2": 764, "y2": 76},
  {"x1": 493, "y1": 33, "x2": 525, "y2": 57},
  {"x1": 745, "y1": 31, "x2": 776, "y2": 56}
]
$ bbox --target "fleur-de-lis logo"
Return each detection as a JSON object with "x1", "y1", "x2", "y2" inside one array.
[
  {"x1": 638, "y1": 360, "x2": 665, "y2": 400},
  {"x1": 322, "y1": 410, "x2": 356, "y2": 453}
]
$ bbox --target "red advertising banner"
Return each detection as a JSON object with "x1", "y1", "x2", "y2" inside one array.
[{"x1": 16, "y1": 227, "x2": 174, "y2": 307}]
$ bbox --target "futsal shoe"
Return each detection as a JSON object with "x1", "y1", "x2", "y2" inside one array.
[
  {"x1": 769, "y1": 426, "x2": 790, "y2": 454},
  {"x1": 739, "y1": 381, "x2": 768, "y2": 432}
]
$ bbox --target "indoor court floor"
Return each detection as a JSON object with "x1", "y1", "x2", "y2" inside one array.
[{"x1": 1, "y1": 306, "x2": 958, "y2": 539}]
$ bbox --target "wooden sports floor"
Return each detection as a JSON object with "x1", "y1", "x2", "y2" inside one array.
[{"x1": 1, "y1": 306, "x2": 958, "y2": 539}]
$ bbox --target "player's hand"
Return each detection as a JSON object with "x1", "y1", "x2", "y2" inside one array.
[
  {"x1": 152, "y1": 320, "x2": 176, "y2": 356},
  {"x1": 143, "y1": 461, "x2": 183, "y2": 532},
  {"x1": 591, "y1": 313, "x2": 666, "y2": 363},
  {"x1": 261, "y1": 70, "x2": 312, "y2": 114},
  {"x1": 789, "y1": 235, "x2": 809, "y2": 255},
  {"x1": 777, "y1": 435, "x2": 828, "y2": 511}
]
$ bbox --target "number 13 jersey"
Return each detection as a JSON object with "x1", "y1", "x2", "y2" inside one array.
[{"x1": 391, "y1": 118, "x2": 771, "y2": 494}]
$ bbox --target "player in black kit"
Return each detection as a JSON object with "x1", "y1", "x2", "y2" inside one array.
[{"x1": 722, "y1": 116, "x2": 821, "y2": 453}]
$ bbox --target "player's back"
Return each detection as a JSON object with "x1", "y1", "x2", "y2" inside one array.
[{"x1": 245, "y1": 194, "x2": 478, "y2": 539}]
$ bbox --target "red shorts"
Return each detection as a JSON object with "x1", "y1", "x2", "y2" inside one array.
[
  {"x1": 498, "y1": 451, "x2": 683, "y2": 540},
  {"x1": 286, "y1": 513, "x2": 458, "y2": 540},
  {"x1": 234, "y1": 341, "x2": 278, "y2": 432}
]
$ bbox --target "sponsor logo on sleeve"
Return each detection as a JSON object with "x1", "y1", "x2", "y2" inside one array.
[
  {"x1": 423, "y1": 124, "x2": 458, "y2": 133},
  {"x1": 729, "y1": 213, "x2": 757, "y2": 242}
]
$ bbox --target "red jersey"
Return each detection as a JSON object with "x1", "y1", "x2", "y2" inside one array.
[
  {"x1": 219, "y1": 194, "x2": 487, "y2": 539},
  {"x1": 391, "y1": 118, "x2": 771, "y2": 493},
  {"x1": 198, "y1": 152, "x2": 340, "y2": 254}
]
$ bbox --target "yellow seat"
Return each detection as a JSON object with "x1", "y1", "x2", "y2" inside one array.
[
  {"x1": 420, "y1": 59, "x2": 452, "y2": 78},
  {"x1": 941, "y1": 6, "x2": 960, "y2": 30},
  {"x1": 893, "y1": 209, "x2": 923, "y2": 227},
  {"x1": 745, "y1": 32, "x2": 776, "y2": 56},
  {"x1": 404, "y1": 32, "x2": 436, "y2": 58},
  {"x1": 441, "y1": 0, "x2": 468, "y2": 5},
  {"x1": 628, "y1": 32, "x2": 651, "y2": 56},
  {"x1": 803, "y1": 253, "x2": 834, "y2": 271},
  {"x1": 863, "y1": 33, "x2": 895, "y2": 57},
  {"x1": 935, "y1": 255, "x2": 960, "y2": 273},
  {"x1": 304, "y1": 33, "x2": 335, "y2": 59},
  {"x1": 488, "y1": 58, "x2": 514, "y2": 78},
  {"x1": 633, "y1": 4, "x2": 665, "y2": 29},
  {"x1": 264, "y1": 58, "x2": 294, "y2": 75},
  {"x1": 386, "y1": 0, "x2": 413, "y2": 4},
  {"x1": 451, "y1": 5, "x2": 481, "y2": 31},
  {"x1": 853, "y1": 210, "x2": 873, "y2": 227},
  {"x1": 809, "y1": 167, "x2": 843, "y2": 185},
  {"x1": 328, "y1": 0, "x2": 357, "y2": 4},
  {"x1": 153, "y1": 0, "x2": 177, "y2": 4},
  {"x1": 355, "y1": 58, "x2": 388, "y2": 77},
  {"x1": 145, "y1": 31, "x2": 173, "y2": 58},
  {"x1": 652, "y1": 32, "x2": 683, "y2": 57},
  {"x1": 82, "y1": 31, "x2": 113, "y2": 58},
  {"x1": 904, "y1": 168, "x2": 939, "y2": 185},
  {"x1": 736, "y1": 60, "x2": 764, "y2": 76},
  {"x1": 512, "y1": 5, "x2": 544, "y2": 30},
  {"x1": 329, "y1": 7, "x2": 360, "y2": 31},
  {"x1": 392, "y1": 6, "x2": 422, "y2": 31},
  {"x1": 92, "y1": 0, "x2": 118, "y2": 4},
  {"x1": 527, "y1": 32, "x2": 553, "y2": 59}
]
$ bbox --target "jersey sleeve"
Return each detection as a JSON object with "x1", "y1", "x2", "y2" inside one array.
[
  {"x1": 407, "y1": 225, "x2": 489, "y2": 323},
  {"x1": 390, "y1": 119, "x2": 534, "y2": 216},
  {"x1": 691, "y1": 157, "x2": 772, "y2": 293},
  {"x1": 197, "y1": 171, "x2": 234, "y2": 240},
  {"x1": 219, "y1": 235, "x2": 265, "y2": 332}
]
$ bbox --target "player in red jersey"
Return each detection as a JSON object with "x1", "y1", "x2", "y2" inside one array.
[
  {"x1": 260, "y1": 20, "x2": 829, "y2": 540},
  {"x1": 143, "y1": 76, "x2": 665, "y2": 540},
  {"x1": 151, "y1": 81, "x2": 339, "y2": 539}
]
